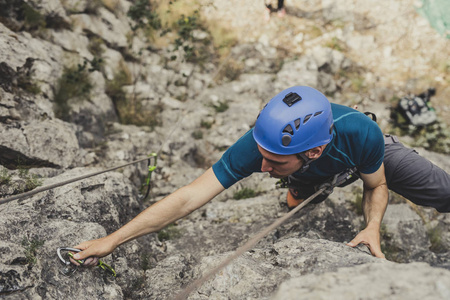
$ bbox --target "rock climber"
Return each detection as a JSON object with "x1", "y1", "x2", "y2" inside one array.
[{"x1": 72, "y1": 86, "x2": 450, "y2": 264}]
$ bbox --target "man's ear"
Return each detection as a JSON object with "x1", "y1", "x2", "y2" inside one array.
[{"x1": 304, "y1": 145, "x2": 326, "y2": 159}]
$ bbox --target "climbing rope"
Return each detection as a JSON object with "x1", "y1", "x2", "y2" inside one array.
[
  {"x1": 0, "y1": 154, "x2": 157, "y2": 206},
  {"x1": 172, "y1": 165, "x2": 363, "y2": 300},
  {"x1": 172, "y1": 186, "x2": 327, "y2": 300}
]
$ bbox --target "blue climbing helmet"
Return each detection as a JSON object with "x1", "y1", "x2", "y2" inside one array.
[{"x1": 253, "y1": 86, "x2": 334, "y2": 155}]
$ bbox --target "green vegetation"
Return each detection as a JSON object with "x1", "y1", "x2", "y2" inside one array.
[
  {"x1": 18, "y1": 167, "x2": 42, "y2": 192},
  {"x1": 427, "y1": 225, "x2": 446, "y2": 253},
  {"x1": 106, "y1": 68, "x2": 161, "y2": 128},
  {"x1": 233, "y1": 188, "x2": 257, "y2": 200},
  {"x1": 389, "y1": 98, "x2": 450, "y2": 154},
  {"x1": 54, "y1": 61, "x2": 93, "y2": 120},
  {"x1": 349, "y1": 186, "x2": 363, "y2": 215},
  {"x1": 22, "y1": 2, "x2": 46, "y2": 31},
  {"x1": 0, "y1": 168, "x2": 12, "y2": 185},
  {"x1": 211, "y1": 101, "x2": 229, "y2": 113},
  {"x1": 84, "y1": 0, "x2": 103, "y2": 15},
  {"x1": 335, "y1": 67, "x2": 367, "y2": 93},
  {"x1": 216, "y1": 59, "x2": 243, "y2": 83},
  {"x1": 379, "y1": 224, "x2": 405, "y2": 262},
  {"x1": 172, "y1": 11, "x2": 211, "y2": 64},
  {"x1": 301, "y1": 25, "x2": 323, "y2": 40},
  {"x1": 157, "y1": 224, "x2": 182, "y2": 241},
  {"x1": 128, "y1": 0, "x2": 161, "y2": 33},
  {"x1": 21, "y1": 237, "x2": 44, "y2": 265},
  {"x1": 140, "y1": 253, "x2": 153, "y2": 270},
  {"x1": 88, "y1": 57, "x2": 104, "y2": 72},
  {"x1": 389, "y1": 121, "x2": 450, "y2": 154},
  {"x1": 191, "y1": 130, "x2": 203, "y2": 140},
  {"x1": 88, "y1": 36, "x2": 105, "y2": 57},
  {"x1": 20, "y1": 81, "x2": 41, "y2": 95},
  {"x1": 324, "y1": 37, "x2": 346, "y2": 52},
  {"x1": 200, "y1": 119, "x2": 213, "y2": 129}
]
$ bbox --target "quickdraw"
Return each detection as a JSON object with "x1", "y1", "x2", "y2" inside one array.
[
  {"x1": 56, "y1": 247, "x2": 116, "y2": 277},
  {"x1": 140, "y1": 153, "x2": 158, "y2": 201}
]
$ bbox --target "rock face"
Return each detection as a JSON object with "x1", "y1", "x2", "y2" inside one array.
[
  {"x1": 1, "y1": 0, "x2": 450, "y2": 299},
  {"x1": 274, "y1": 261, "x2": 450, "y2": 300}
]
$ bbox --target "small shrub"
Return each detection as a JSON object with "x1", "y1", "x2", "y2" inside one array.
[
  {"x1": 388, "y1": 115, "x2": 450, "y2": 154},
  {"x1": 106, "y1": 70, "x2": 160, "y2": 128},
  {"x1": 349, "y1": 186, "x2": 363, "y2": 215},
  {"x1": 18, "y1": 167, "x2": 42, "y2": 192},
  {"x1": 428, "y1": 225, "x2": 446, "y2": 253},
  {"x1": 350, "y1": 76, "x2": 366, "y2": 93},
  {"x1": 216, "y1": 59, "x2": 243, "y2": 83},
  {"x1": 233, "y1": 188, "x2": 256, "y2": 200},
  {"x1": 128, "y1": 0, "x2": 161, "y2": 32},
  {"x1": 191, "y1": 130, "x2": 203, "y2": 140},
  {"x1": 324, "y1": 37, "x2": 346, "y2": 52},
  {"x1": 157, "y1": 224, "x2": 182, "y2": 241},
  {"x1": 175, "y1": 12, "x2": 200, "y2": 40},
  {"x1": 172, "y1": 11, "x2": 212, "y2": 64},
  {"x1": 21, "y1": 237, "x2": 44, "y2": 265},
  {"x1": 379, "y1": 224, "x2": 405, "y2": 262},
  {"x1": 22, "y1": 2, "x2": 46, "y2": 31},
  {"x1": 200, "y1": 120, "x2": 213, "y2": 129},
  {"x1": 140, "y1": 253, "x2": 153, "y2": 271},
  {"x1": 0, "y1": 168, "x2": 12, "y2": 184},
  {"x1": 211, "y1": 101, "x2": 229, "y2": 113},
  {"x1": 88, "y1": 57, "x2": 104, "y2": 72},
  {"x1": 88, "y1": 36, "x2": 105, "y2": 57},
  {"x1": 54, "y1": 61, "x2": 93, "y2": 120}
]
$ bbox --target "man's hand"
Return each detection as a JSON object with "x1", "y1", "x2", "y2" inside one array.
[
  {"x1": 349, "y1": 163, "x2": 388, "y2": 259},
  {"x1": 347, "y1": 225, "x2": 385, "y2": 258},
  {"x1": 71, "y1": 237, "x2": 117, "y2": 266}
]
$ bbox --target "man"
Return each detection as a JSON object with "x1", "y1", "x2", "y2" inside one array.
[
  {"x1": 264, "y1": 0, "x2": 286, "y2": 20},
  {"x1": 73, "y1": 86, "x2": 450, "y2": 264}
]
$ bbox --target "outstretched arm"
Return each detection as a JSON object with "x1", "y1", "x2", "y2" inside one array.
[
  {"x1": 347, "y1": 163, "x2": 388, "y2": 258},
  {"x1": 73, "y1": 167, "x2": 225, "y2": 262}
]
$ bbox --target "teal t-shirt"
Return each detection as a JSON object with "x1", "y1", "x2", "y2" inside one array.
[{"x1": 212, "y1": 103, "x2": 385, "y2": 189}]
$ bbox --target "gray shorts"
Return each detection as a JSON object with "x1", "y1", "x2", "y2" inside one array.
[{"x1": 384, "y1": 135, "x2": 450, "y2": 212}]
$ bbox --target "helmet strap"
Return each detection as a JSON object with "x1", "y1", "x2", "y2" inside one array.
[{"x1": 296, "y1": 152, "x2": 312, "y2": 173}]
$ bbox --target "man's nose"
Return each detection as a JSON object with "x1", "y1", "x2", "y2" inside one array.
[{"x1": 261, "y1": 159, "x2": 273, "y2": 172}]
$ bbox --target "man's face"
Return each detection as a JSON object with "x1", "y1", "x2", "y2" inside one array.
[{"x1": 257, "y1": 145, "x2": 303, "y2": 178}]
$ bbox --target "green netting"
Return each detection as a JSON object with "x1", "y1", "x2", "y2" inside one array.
[{"x1": 416, "y1": 0, "x2": 450, "y2": 39}]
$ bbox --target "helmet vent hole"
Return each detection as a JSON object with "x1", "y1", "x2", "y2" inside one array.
[
  {"x1": 303, "y1": 114, "x2": 312, "y2": 124},
  {"x1": 282, "y1": 124, "x2": 294, "y2": 135},
  {"x1": 314, "y1": 111, "x2": 323, "y2": 117},
  {"x1": 294, "y1": 118, "x2": 301, "y2": 130}
]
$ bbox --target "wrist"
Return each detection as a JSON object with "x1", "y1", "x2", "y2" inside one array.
[{"x1": 365, "y1": 220, "x2": 382, "y2": 230}]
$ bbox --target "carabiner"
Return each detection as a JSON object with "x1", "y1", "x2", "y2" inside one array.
[
  {"x1": 98, "y1": 260, "x2": 117, "y2": 277},
  {"x1": 141, "y1": 153, "x2": 158, "y2": 201},
  {"x1": 57, "y1": 247, "x2": 84, "y2": 276},
  {"x1": 56, "y1": 247, "x2": 116, "y2": 277}
]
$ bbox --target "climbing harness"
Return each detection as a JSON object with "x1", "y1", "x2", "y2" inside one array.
[
  {"x1": 56, "y1": 247, "x2": 116, "y2": 277},
  {"x1": 0, "y1": 153, "x2": 158, "y2": 205},
  {"x1": 278, "y1": 166, "x2": 360, "y2": 204}
]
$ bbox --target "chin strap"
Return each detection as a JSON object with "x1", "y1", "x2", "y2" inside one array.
[{"x1": 296, "y1": 152, "x2": 312, "y2": 173}]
